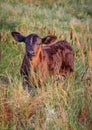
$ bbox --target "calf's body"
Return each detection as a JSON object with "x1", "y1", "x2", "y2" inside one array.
[{"x1": 11, "y1": 32, "x2": 74, "y2": 95}]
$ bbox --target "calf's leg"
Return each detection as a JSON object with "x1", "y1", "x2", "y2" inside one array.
[{"x1": 20, "y1": 55, "x2": 35, "y2": 96}]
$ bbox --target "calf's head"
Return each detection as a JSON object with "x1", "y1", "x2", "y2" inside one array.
[{"x1": 11, "y1": 32, "x2": 57, "y2": 58}]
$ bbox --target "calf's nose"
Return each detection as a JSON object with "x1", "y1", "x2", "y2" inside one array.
[{"x1": 27, "y1": 51, "x2": 35, "y2": 57}]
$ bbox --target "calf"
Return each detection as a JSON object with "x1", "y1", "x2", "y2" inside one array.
[{"x1": 11, "y1": 32, "x2": 74, "y2": 95}]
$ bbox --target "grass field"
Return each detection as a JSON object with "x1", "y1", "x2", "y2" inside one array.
[{"x1": 0, "y1": 0, "x2": 92, "y2": 130}]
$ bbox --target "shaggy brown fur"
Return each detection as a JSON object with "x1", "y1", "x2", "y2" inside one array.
[{"x1": 30, "y1": 40, "x2": 74, "y2": 82}]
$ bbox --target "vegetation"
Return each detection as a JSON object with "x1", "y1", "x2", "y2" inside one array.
[{"x1": 0, "y1": 0, "x2": 92, "y2": 130}]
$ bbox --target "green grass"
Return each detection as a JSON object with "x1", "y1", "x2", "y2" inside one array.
[{"x1": 0, "y1": 0, "x2": 92, "y2": 130}]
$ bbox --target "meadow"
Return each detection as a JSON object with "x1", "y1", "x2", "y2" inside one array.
[{"x1": 0, "y1": 0, "x2": 92, "y2": 130}]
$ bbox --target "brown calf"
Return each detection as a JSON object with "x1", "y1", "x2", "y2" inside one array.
[{"x1": 11, "y1": 32, "x2": 74, "y2": 95}]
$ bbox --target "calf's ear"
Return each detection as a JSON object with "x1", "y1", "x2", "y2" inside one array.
[
  {"x1": 11, "y1": 32, "x2": 25, "y2": 42},
  {"x1": 42, "y1": 35, "x2": 57, "y2": 45}
]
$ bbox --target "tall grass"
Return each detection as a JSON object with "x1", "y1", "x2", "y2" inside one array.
[{"x1": 0, "y1": 0, "x2": 92, "y2": 130}]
